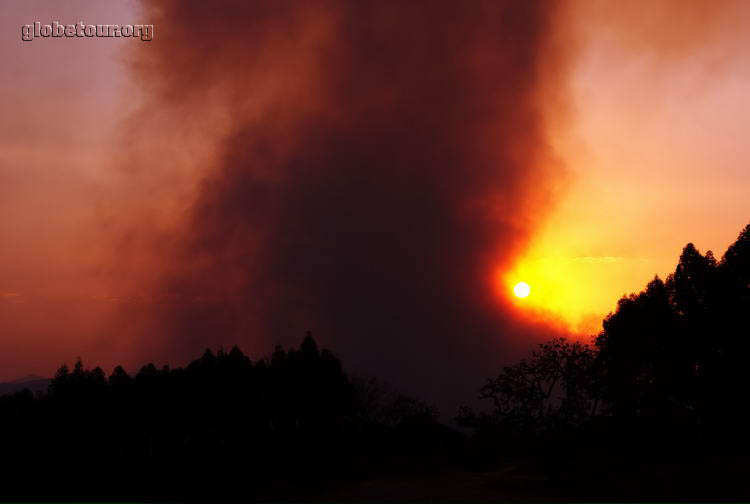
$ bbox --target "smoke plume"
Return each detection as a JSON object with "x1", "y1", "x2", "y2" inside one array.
[{"x1": 110, "y1": 0, "x2": 572, "y2": 407}]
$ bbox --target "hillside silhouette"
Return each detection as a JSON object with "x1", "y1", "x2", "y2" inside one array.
[
  {"x1": 0, "y1": 375, "x2": 49, "y2": 396},
  {"x1": 5, "y1": 225, "x2": 750, "y2": 500}
]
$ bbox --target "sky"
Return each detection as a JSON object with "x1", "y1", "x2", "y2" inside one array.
[
  {"x1": 506, "y1": 1, "x2": 750, "y2": 333},
  {"x1": 1, "y1": 0, "x2": 749, "y2": 408}
]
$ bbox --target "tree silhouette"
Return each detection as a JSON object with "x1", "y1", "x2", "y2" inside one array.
[
  {"x1": 0, "y1": 333, "x2": 456, "y2": 500},
  {"x1": 592, "y1": 226, "x2": 750, "y2": 437},
  {"x1": 458, "y1": 337, "x2": 597, "y2": 436}
]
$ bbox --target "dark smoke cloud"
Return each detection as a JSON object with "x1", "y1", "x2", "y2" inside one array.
[{"x1": 118, "y1": 0, "x2": 572, "y2": 408}]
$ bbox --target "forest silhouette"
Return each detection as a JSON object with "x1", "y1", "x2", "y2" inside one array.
[{"x1": 5, "y1": 225, "x2": 750, "y2": 500}]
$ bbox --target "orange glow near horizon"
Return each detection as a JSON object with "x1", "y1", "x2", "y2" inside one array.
[
  {"x1": 502, "y1": 242, "x2": 644, "y2": 336},
  {"x1": 498, "y1": 2, "x2": 750, "y2": 338}
]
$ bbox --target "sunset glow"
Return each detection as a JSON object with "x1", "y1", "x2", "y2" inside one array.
[{"x1": 497, "y1": 2, "x2": 750, "y2": 337}]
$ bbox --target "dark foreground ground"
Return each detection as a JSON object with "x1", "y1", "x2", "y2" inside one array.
[
  {"x1": 319, "y1": 460, "x2": 550, "y2": 503},
  {"x1": 316, "y1": 456, "x2": 750, "y2": 503}
]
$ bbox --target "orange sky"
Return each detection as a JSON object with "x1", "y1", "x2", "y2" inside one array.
[
  {"x1": 2, "y1": 0, "x2": 750, "y2": 379},
  {"x1": 505, "y1": 1, "x2": 750, "y2": 333}
]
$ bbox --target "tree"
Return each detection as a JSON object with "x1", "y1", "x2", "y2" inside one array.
[
  {"x1": 48, "y1": 363, "x2": 69, "y2": 397},
  {"x1": 595, "y1": 276, "x2": 693, "y2": 419},
  {"x1": 460, "y1": 337, "x2": 598, "y2": 434},
  {"x1": 109, "y1": 365, "x2": 131, "y2": 387},
  {"x1": 592, "y1": 227, "x2": 750, "y2": 436}
]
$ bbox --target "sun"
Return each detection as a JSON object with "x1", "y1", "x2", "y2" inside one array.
[{"x1": 513, "y1": 281, "x2": 531, "y2": 298}]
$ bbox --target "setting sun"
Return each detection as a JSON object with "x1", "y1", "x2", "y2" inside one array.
[{"x1": 513, "y1": 282, "x2": 531, "y2": 298}]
